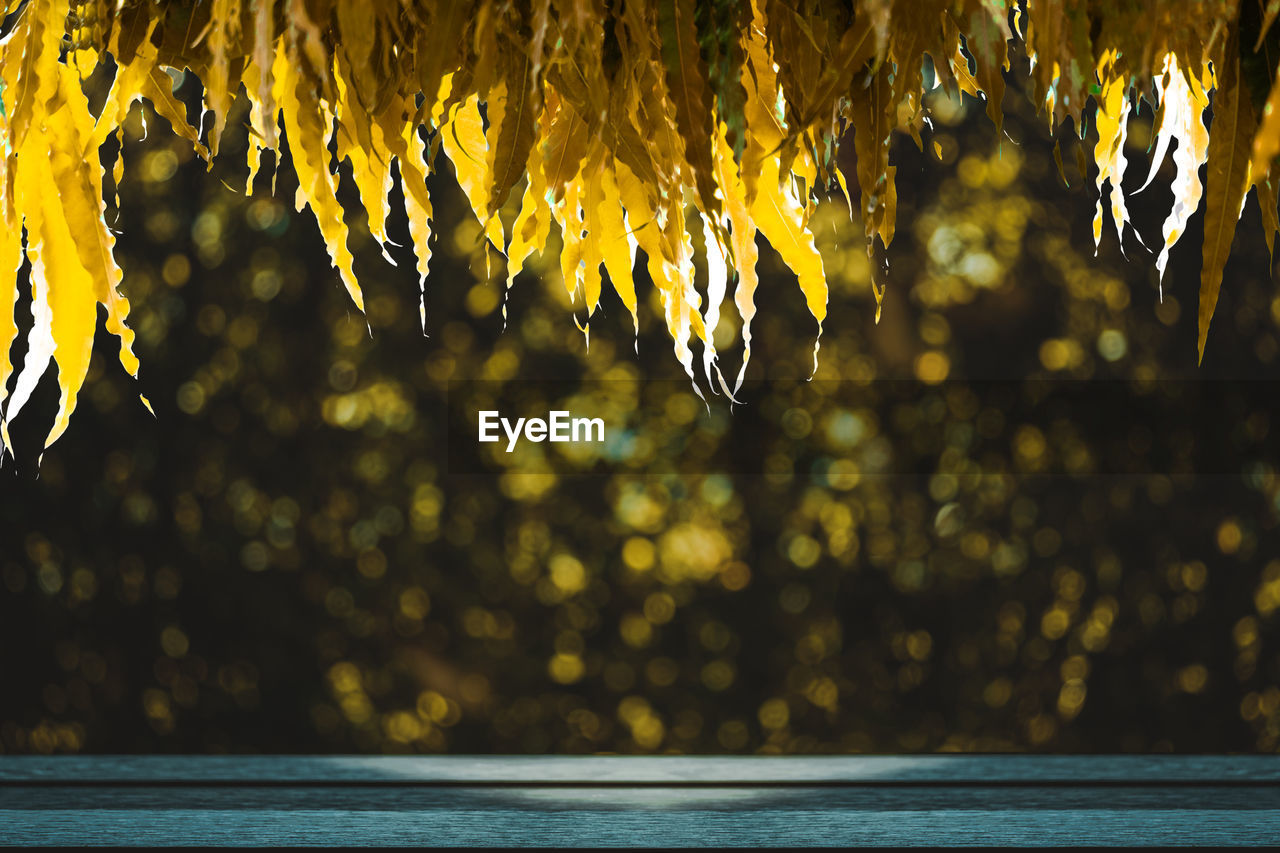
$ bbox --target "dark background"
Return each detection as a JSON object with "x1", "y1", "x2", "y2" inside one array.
[{"x1": 3, "y1": 58, "x2": 1280, "y2": 754}]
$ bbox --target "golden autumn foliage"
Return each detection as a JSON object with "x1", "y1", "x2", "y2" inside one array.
[{"x1": 1, "y1": 0, "x2": 1280, "y2": 454}]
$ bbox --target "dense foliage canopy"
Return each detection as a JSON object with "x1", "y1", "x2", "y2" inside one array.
[{"x1": 1, "y1": 0, "x2": 1279, "y2": 454}]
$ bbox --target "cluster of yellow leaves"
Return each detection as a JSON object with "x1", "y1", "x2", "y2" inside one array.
[{"x1": 1, "y1": 0, "x2": 1279, "y2": 454}]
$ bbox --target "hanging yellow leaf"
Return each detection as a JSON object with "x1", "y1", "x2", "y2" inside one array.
[
  {"x1": 487, "y1": 48, "x2": 538, "y2": 217},
  {"x1": 8, "y1": 0, "x2": 60, "y2": 154},
  {"x1": 252, "y1": 0, "x2": 279, "y2": 149},
  {"x1": 613, "y1": 156, "x2": 705, "y2": 389},
  {"x1": 1091, "y1": 64, "x2": 1135, "y2": 252},
  {"x1": 141, "y1": 67, "x2": 212, "y2": 164},
  {"x1": 752, "y1": 143, "x2": 828, "y2": 376},
  {"x1": 850, "y1": 68, "x2": 896, "y2": 255},
  {"x1": 275, "y1": 43, "x2": 365, "y2": 312},
  {"x1": 959, "y1": 0, "x2": 1012, "y2": 133},
  {"x1": 657, "y1": 0, "x2": 723, "y2": 226},
  {"x1": 335, "y1": 0, "x2": 378, "y2": 109},
  {"x1": 715, "y1": 126, "x2": 760, "y2": 393},
  {"x1": 334, "y1": 71, "x2": 395, "y2": 254},
  {"x1": 593, "y1": 163, "x2": 640, "y2": 339},
  {"x1": 1199, "y1": 28, "x2": 1255, "y2": 363},
  {"x1": 440, "y1": 93, "x2": 504, "y2": 253},
  {"x1": 1142, "y1": 55, "x2": 1213, "y2": 289},
  {"x1": 375, "y1": 94, "x2": 436, "y2": 331},
  {"x1": 44, "y1": 63, "x2": 139, "y2": 385},
  {"x1": 0, "y1": 194, "x2": 20, "y2": 452},
  {"x1": 201, "y1": 0, "x2": 241, "y2": 157},
  {"x1": 8, "y1": 67, "x2": 104, "y2": 450}
]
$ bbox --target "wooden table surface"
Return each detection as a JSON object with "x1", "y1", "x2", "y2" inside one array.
[{"x1": 2, "y1": 755, "x2": 1277, "y2": 847}]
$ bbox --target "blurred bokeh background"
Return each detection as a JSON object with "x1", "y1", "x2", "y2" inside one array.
[{"x1": 4, "y1": 62, "x2": 1280, "y2": 755}]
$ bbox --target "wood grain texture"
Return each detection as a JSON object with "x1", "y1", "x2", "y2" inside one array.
[{"x1": 1, "y1": 756, "x2": 1277, "y2": 847}]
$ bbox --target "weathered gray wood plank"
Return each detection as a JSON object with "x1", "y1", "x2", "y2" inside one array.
[
  {"x1": 5, "y1": 806, "x2": 1279, "y2": 847},
  {"x1": 1, "y1": 757, "x2": 1277, "y2": 847}
]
